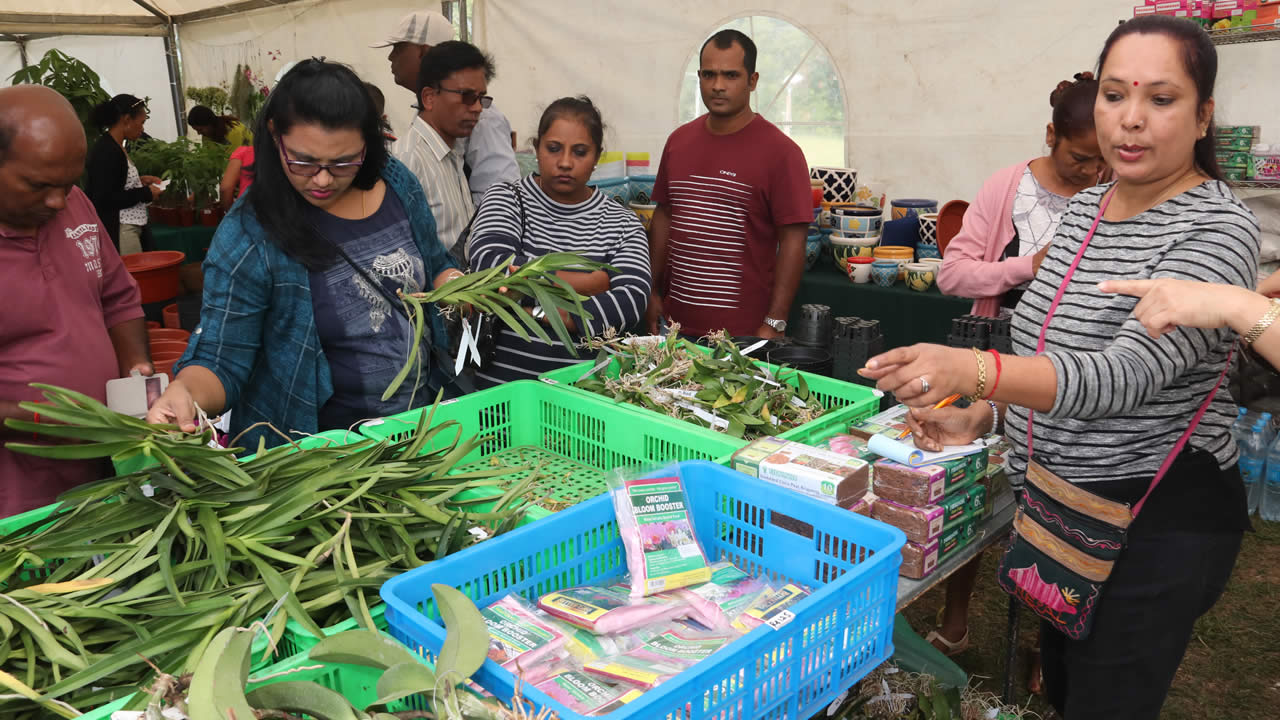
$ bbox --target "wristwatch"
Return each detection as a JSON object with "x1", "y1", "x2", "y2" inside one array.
[{"x1": 763, "y1": 316, "x2": 787, "y2": 333}]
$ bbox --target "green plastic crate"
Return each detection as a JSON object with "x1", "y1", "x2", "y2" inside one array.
[
  {"x1": 538, "y1": 344, "x2": 883, "y2": 450},
  {"x1": 80, "y1": 641, "x2": 429, "y2": 720},
  {"x1": 358, "y1": 380, "x2": 745, "y2": 509}
]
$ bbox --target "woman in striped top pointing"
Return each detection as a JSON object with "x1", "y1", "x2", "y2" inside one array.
[
  {"x1": 469, "y1": 97, "x2": 651, "y2": 386},
  {"x1": 862, "y1": 16, "x2": 1258, "y2": 719}
]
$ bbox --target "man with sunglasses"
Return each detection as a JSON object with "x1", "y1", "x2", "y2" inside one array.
[
  {"x1": 0, "y1": 85, "x2": 150, "y2": 516},
  {"x1": 394, "y1": 40, "x2": 495, "y2": 257},
  {"x1": 374, "y1": 11, "x2": 517, "y2": 205}
]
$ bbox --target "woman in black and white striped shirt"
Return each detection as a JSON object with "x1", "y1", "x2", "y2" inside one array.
[
  {"x1": 863, "y1": 17, "x2": 1258, "y2": 719},
  {"x1": 468, "y1": 97, "x2": 651, "y2": 386}
]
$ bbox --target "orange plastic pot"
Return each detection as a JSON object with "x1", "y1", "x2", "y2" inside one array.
[
  {"x1": 146, "y1": 320, "x2": 162, "y2": 330},
  {"x1": 162, "y1": 303, "x2": 180, "y2": 329},
  {"x1": 149, "y1": 340, "x2": 189, "y2": 357},
  {"x1": 123, "y1": 251, "x2": 186, "y2": 305},
  {"x1": 154, "y1": 357, "x2": 179, "y2": 378},
  {"x1": 148, "y1": 328, "x2": 190, "y2": 343}
]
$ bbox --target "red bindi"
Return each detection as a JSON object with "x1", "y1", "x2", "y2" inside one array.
[{"x1": 1133, "y1": 81, "x2": 1139, "y2": 87}]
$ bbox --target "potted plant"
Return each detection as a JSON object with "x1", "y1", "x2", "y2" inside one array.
[
  {"x1": 183, "y1": 141, "x2": 232, "y2": 226},
  {"x1": 10, "y1": 49, "x2": 109, "y2": 158},
  {"x1": 129, "y1": 138, "x2": 192, "y2": 226},
  {"x1": 184, "y1": 85, "x2": 231, "y2": 114}
]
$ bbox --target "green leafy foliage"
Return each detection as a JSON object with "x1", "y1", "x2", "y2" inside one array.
[
  {"x1": 9, "y1": 49, "x2": 110, "y2": 147},
  {"x1": 185, "y1": 86, "x2": 231, "y2": 115},
  {"x1": 571, "y1": 328, "x2": 825, "y2": 439},
  {"x1": 0, "y1": 384, "x2": 545, "y2": 718}
]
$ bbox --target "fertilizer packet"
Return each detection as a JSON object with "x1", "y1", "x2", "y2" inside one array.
[
  {"x1": 560, "y1": 624, "x2": 640, "y2": 664},
  {"x1": 539, "y1": 582, "x2": 690, "y2": 633},
  {"x1": 731, "y1": 582, "x2": 812, "y2": 633},
  {"x1": 481, "y1": 594, "x2": 567, "y2": 680},
  {"x1": 608, "y1": 465, "x2": 712, "y2": 597},
  {"x1": 670, "y1": 561, "x2": 768, "y2": 633},
  {"x1": 533, "y1": 668, "x2": 644, "y2": 716},
  {"x1": 583, "y1": 625, "x2": 735, "y2": 690}
]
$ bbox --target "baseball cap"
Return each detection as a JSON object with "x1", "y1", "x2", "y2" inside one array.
[{"x1": 371, "y1": 10, "x2": 455, "y2": 48}]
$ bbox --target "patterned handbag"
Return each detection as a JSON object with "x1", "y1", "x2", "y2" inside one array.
[{"x1": 995, "y1": 188, "x2": 1234, "y2": 640}]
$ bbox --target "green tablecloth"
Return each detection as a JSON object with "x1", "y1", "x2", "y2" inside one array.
[
  {"x1": 786, "y1": 265, "x2": 973, "y2": 350},
  {"x1": 150, "y1": 224, "x2": 215, "y2": 264}
]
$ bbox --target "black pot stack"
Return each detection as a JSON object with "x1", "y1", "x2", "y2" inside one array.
[
  {"x1": 832, "y1": 317, "x2": 884, "y2": 385},
  {"x1": 946, "y1": 314, "x2": 1012, "y2": 353},
  {"x1": 792, "y1": 304, "x2": 834, "y2": 347}
]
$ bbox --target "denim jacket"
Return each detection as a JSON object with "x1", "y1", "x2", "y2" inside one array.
[{"x1": 176, "y1": 157, "x2": 456, "y2": 450}]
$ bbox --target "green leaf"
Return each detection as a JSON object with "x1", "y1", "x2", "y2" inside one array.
[
  {"x1": 372, "y1": 661, "x2": 437, "y2": 708},
  {"x1": 432, "y1": 583, "x2": 489, "y2": 686}
]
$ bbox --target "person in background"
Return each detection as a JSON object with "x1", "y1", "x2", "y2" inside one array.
[
  {"x1": 365, "y1": 81, "x2": 397, "y2": 143},
  {"x1": 646, "y1": 29, "x2": 810, "y2": 339},
  {"x1": 940, "y1": 74, "x2": 1108, "y2": 315},
  {"x1": 1102, "y1": 273, "x2": 1280, "y2": 366},
  {"x1": 219, "y1": 142, "x2": 255, "y2": 212},
  {"x1": 469, "y1": 96, "x2": 649, "y2": 386},
  {"x1": 85, "y1": 94, "x2": 163, "y2": 254},
  {"x1": 0, "y1": 85, "x2": 151, "y2": 516},
  {"x1": 187, "y1": 105, "x2": 254, "y2": 147},
  {"x1": 374, "y1": 9, "x2": 518, "y2": 203},
  {"x1": 146, "y1": 60, "x2": 462, "y2": 449},
  {"x1": 395, "y1": 41, "x2": 492, "y2": 255},
  {"x1": 862, "y1": 16, "x2": 1258, "y2": 719},
  {"x1": 925, "y1": 72, "x2": 1105, "y2": 692}
]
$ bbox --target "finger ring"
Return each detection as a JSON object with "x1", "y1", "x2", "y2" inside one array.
[{"x1": 919, "y1": 376, "x2": 931, "y2": 394}]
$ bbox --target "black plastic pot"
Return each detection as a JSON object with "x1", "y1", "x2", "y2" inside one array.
[{"x1": 766, "y1": 345, "x2": 834, "y2": 377}]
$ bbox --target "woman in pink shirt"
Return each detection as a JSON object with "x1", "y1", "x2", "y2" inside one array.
[
  {"x1": 219, "y1": 145, "x2": 255, "y2": 212},
  {"x1": 940, "y1": 74, "x2": 1108, "y2": 316}
]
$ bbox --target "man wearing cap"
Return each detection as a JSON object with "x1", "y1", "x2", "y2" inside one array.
[
  {"x1": 0, "y1": 85, "x2": 151, "y2": 516},
  {"x1": 393, "y1": 41, "x2": 493, "y2": 255},
  {"x1": 374, "y1": 10, "x2": 518, "y2": 205}
]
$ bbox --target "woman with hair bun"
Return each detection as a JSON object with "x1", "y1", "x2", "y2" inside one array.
[
  {"x1": 939, "y1": 72, "x2": 1108, "y2": 315},
  {"x1": 85, "y1": 94, "x2": 163, "y2": 254}
]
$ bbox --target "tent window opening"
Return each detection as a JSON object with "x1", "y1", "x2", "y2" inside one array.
[{"x1": 679, "y1": 15, "x2": 846, "y2": 167}]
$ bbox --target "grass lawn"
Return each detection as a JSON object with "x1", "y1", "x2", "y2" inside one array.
[{"x1": 899, "y1": 517, "x2": 1280, "y2": 718}]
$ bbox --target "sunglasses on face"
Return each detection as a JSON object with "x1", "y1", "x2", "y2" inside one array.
[
  {"x1": 436, "y1": 86, "x2": 493, "y2": 109},
  {"x1": 277, "y1": 137, "x2": 366, "y2": 177}
]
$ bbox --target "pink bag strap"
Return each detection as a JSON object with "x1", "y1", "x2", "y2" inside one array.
[{"x1": 1024, "y1": 187, "x2": 1233, "y2": 518}]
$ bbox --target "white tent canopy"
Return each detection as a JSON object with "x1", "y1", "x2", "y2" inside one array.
[{"x1": 1, "y1": 1, "x2": 1276, "y2": 202}]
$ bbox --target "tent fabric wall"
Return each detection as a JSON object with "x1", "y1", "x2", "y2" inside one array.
[
  {"x1": 1, "y1": 35, "x2": 180, "y2": 142},
  {"x1": 475, "y1": 0, "x2": 1280, "y2": 204},
  {"x1": 176, "y1": 0, "x2": 428, "y2": 138}
]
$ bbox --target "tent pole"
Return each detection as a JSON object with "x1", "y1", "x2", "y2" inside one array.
[
  {"x1": 164, "y1": 22, "x2": 187, "y2": 137},
  {"x1": 16, "y1": 34, "x2": 28, "y2": 67},
  {"x1": 459, "y1": 0, "x2": 468, "y2": 42}
]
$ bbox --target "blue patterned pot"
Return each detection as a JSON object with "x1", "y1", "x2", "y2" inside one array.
[{"x1": 871, "y1": 261, "x2": 898, "y2": 287}]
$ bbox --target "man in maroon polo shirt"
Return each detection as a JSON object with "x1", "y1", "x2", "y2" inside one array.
[{"x1": 0, "y1": 85, "x2": 152, "y2": 517}]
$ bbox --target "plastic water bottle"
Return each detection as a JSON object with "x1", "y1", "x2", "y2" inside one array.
[
  {"x1": 1262, "y1": 412, "x2": 1275, "y2": 443},
  {"x1": 1264, "y1": 430, "x2": 1280, "y2": 522},
  {"x1": 1231, "y1": 407, "x2": 1250, "y2": 445},
  {"x1": 1239, "y1": 421, "x2": 1266, "y2": 516}
]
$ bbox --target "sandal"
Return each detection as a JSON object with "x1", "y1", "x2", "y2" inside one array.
[{"x1": 924, "y1": 628, "x2": 970, "y2": 656}]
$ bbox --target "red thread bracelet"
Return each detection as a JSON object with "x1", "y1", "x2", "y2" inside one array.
[{"x1": 985, "y1": 349, "x2": 1002, "y2": 399}]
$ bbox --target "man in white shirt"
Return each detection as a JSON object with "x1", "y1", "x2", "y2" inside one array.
[
  {"x1": 393, "y1": 41, "x2": 494, "y2": 253},
  {"x1": 374, "y1": 10, "x2": 518, "y2": 204}
]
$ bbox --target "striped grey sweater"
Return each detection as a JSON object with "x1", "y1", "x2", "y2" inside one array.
[
  {"x1": 1005, "y1": 181, "x2": 1260, "y2": 486},
  {"x1": 469, "y1": 176, "x2": 651, "y2": 385}
]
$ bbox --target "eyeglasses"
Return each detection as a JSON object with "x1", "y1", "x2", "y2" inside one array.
[
  {"x1": 436, "y1": 86, "x2": 493, "y2": 109},
  {"x1": 277, "y1": 137, "x2": 366, "y2": 177}
]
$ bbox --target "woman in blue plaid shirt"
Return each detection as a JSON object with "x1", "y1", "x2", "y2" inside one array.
[{"x1": 147, "y1": 60, "x2": 463, "y2": 449}]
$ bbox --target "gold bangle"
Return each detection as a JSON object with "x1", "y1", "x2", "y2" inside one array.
[
  {"x1": 1243, "y1": 298, "x2": 1280, "y2": 345},
  {"x1": 968, "y1": 347, "x2": 987, "y2": 401}
]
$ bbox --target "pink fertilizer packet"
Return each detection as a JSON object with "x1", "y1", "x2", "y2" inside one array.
[
  {"x1": 583, "y1": 625, "x2": 736, "y2": 690},
  {"x1": 539, "y1": 582, "x2": 691, "y2": 634},
  {"x1": 731, "y1": 582, "x2": 812, "y2": 633},
  {"x1": 533, "y1": 668, "x2": 644, "y2": 715},
  {"x1": 608, "y1": 466, "x2": 712, "y2": 597},
  {"x1": 666, "y1": 561, "x2": 768, "y2": 633},
  {"x1": 481, "y1": 594, "x2": 567, "y2": 683}
]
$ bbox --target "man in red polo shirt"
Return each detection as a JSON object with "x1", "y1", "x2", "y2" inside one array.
[{"x1": 0, "y1": 85, "x2": 151, "y2": 517}]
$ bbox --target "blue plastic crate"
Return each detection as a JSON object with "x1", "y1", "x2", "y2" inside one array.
[{"x1": 381, "y1": 461, "x2": 904, "y2": 720}]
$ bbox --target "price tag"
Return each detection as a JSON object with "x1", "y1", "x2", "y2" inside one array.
[
  {"x1": 826, "y1": 689, "x2": 850, "y2": 716},
  {"x1": 765, "y1": 609, "x2": 796, "y2": 630}
]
